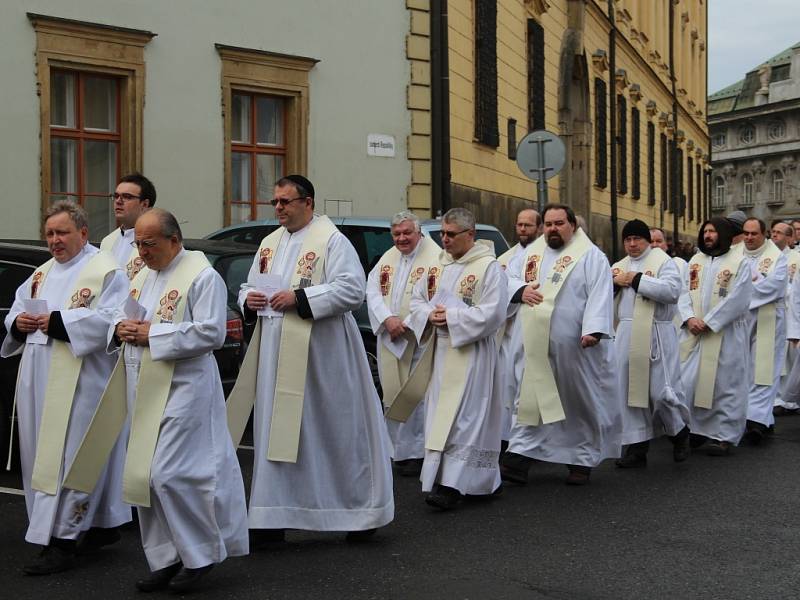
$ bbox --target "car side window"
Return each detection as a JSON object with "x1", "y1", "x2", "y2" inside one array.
[
  {"x1": 0, "y1": 262, "x2": 34, "y2": 309},
  {"x1": 362, "y1": 228, "x2": 394, "y2": 272},
  {"x1": 214, "y1": 255, "x2": 255, "y2": 305}
]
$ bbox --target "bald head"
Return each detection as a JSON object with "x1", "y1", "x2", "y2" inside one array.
[
  {"x1": 516, "y1": 208, "x2": 541, "y2": 247},
  {"x1": 134, "y1": 209, "x2": 183, "y2": 270}
]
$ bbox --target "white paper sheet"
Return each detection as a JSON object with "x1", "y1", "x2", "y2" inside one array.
[
  {"x1": 123, "y1": 295, "x2": 147, "y2": 320},
  {"x1": 430, "y1": 288, "x2": 466, "y2": 309},
  {"x1": 253, "y1": 273, "x2": 283, "y2": 317},
  {"x1": 22, "y1": 298, "x2": 49, "y2": 345},
  {"x1": 382, "y1": 333, "x2": 408, "y2": 359}
]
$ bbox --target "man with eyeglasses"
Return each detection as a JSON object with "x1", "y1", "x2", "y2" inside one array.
[
  {"x1": 393, "y1": 207, "x2": 507, "y2": 510},
  {"x1": 1, "y1": 201, "x2": 131, "y2": 574},
  {"x1": 65, "y1": 208, "x2": 249, "y2": 592},
  {"x1": 366, "y1": 210, "x2": 440, "y2": 477},
  {"x1": 501, "y1": 203, "x2": 620, "y2": 486},
  {"x1": 496, "y1": 209, "x2": 541, "y2": 451},
  {"x1": 227, "y1": 175, "x2": 394, "y2": 544},
  {"x1": 100, "y1": 173, "x2": 155, "y2": 279}
]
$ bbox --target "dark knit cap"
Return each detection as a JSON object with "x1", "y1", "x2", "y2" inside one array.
[
  {"x1": 726, "y1": 210, "x2": 747, "y2": 235},
  {"x1": 284, "y1": 174, "x2": 315, "y2": 199},
  {"x1": 622, "y1": 219, "x2": 651, "y2": 242}
]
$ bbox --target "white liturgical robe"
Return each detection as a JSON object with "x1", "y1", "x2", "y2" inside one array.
[
  {"x1": 240, "y1": 218, "x2": 394, "y2": 532},
  {"x1": 678, "y1": 251, "x2": 753, "y2": 443},
  {"x1": 104, "y1": 227, "x2": 136, "y2": 268},
  {"x1": 1, "y1": 244, "x2": 131, "y2": 545},
  {"x1": 614, "y1": 248, "x2": 689, "y2": 444},
  {"x1": 405, "y1": 243, "x2": 507, "y2": 495},
  {"x1": 113, "y1": 250, "x2": 248, "y2": 570},
  {"x1": 742, "y1": 244, "x2": 787, "y2": 428},
  {"x1": 367, "y1": 238, "x2": 435, "y2": 461},
  {"x1": 507, "y1": 240, "x2": 622, "y2": 467}
]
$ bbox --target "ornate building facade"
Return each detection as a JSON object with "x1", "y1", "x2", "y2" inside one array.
[{"x1": 709, "y1": 43, "x2": 800, "y2": 223}]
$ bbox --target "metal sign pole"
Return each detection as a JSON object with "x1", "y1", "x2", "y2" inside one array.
[
  {"x1": 533, "y1": 135, "x2": 552, "y2": 213},
  {"x1": 515, "y1": 129, "x2": 565, "y2": 214}
]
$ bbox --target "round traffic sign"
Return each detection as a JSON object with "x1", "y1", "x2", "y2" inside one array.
[{"x1": 515, "y1": 130, "x2": 566, "y2": 181}]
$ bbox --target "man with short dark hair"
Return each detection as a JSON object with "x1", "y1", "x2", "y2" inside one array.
[
  {"x1": 613, "y1": 220, "x2": 689, "y2": 468},
  {"x1": 101, "y1": 172, "x2": 156, "y2": 278},
  {"x1": 2, "y1": 201, "x2": 130, "y2": 575},
  {"x1": 227, "y1": 175, "x2": 394, "y2": 541},
  {"x1": 501, "y1": 203, "x2": 620, "y2": 486},
  {"x1": 678, "y1": 218, "x2": 752, "y2": 456},
  {"x1": 741, "y1": 217, "x2": 787, "y2": 442}
]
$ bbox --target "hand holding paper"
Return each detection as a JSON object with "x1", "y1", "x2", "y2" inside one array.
[{"x1": 22, "y1": 298, "x2": 49, "y2": 344}]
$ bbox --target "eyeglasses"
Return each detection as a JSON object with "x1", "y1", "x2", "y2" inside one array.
[
  {"x1": 270, "y1": 196, "x2": 306, "y2": 207},
  {"x1": 130, "y1": 239, "x2": 159, "y2": 249},
  {"x1": 110, "y1": 192, "x2": 142, "y2": 201},
  {"x1": 440, "y1": 229, "x2": 470, "y2": 239}
]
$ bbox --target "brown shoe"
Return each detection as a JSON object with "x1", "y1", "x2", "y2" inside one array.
[
  {"x1": 706, "y1": 440, "x2": 731, "y2": 456},
  {"x1": 565, "y1": 465, "x2": 591, "y2": 485}
]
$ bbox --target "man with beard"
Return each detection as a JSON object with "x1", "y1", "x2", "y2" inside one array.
[
  {"x1": 678, "y1": 218, "x2": 752, "y2": 455},
  {"x1": 501, "y1": 203, "x2": 620, "y2": 486},
  {"x1": 393, "y1": 208, "x2": 507, "y2": 510},
  {"x1": 496, "y1": 209, "x2": 541, "y2": 448},
  {"x1": 771, "y1": 221, "x2": 800, "y2": 415},
  {"x1": 612, "y1": 220, "x2": 690, "y2": 468},
  {"x1": 740, "y1": 218, "x2": 787, "y2": 443},
  {"x1": 366, "y1": 210, "x2": 440, "y2": 476}
]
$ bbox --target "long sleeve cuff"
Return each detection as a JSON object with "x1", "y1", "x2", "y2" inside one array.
[
  {"x1": 47, "y1": 311, "x2": 71, "y2": 342},
  {"x1": 243, "y1": 303, "x2": 258, "y2": 324},
  {"x1": 631, "y1": 272, "x2": 643, "y2": 292},
  {"x1": 10, "y1": 319, "x2": 26, "y2": 343},
  {"x1": 295, "y1": 289, "x2": 313, "y2": 320},
  {"x1": 510, "y1": 286, "x2": 525, "y2": 303}
]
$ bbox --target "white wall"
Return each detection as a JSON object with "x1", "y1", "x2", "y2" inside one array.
[{"x1": 0, "y1": 0, "x2": 411, "y2": 238}]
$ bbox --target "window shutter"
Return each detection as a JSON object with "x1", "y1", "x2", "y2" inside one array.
[
  {"x1": 475, "y1": 0, "x2": 499, "y2": 147},
  {"x1": 527, "y1": 19, "x2": 545, "y2": 132},
  {"x1": 594, "y1": 78, "x2": 607, "y2": 188}
]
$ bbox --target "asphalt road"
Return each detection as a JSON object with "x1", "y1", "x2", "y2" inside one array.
[{"x1": 2, "y1": 416, "x2": 800, "y2": 600}]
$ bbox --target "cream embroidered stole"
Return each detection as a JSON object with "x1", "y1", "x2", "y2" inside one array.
[
  {"x1": 100, "y1": 229, "x2": 145, "y2": 280},
  {"x1": 495, "y1": 244, "x2": 521, "y2": 343},
  {"x1": 611, "y1": 248, "x2": 670, "y2": 409},
  {"x1": 386, "y1": 245, "x2": 495, "y2": 453},
  {"x1": 63, "y1": 251, "x2": 210, "y2": 507},
  {"x1": 679, "y1": 249, "x2": 744, "y2": 409},
  {"x1": 29, "y1": 251, "x2": 119, "y2": 495},
  {"x1": 750, "y1": 240, "x2": 782, "y2": 386},
  {"x1": 375, "y1": 236, "x2": 440, "y2": 406},
  {"x1": 226, "y1": 215, "x2": 338, "y2": 464},
  {"x1": 517, "y1": 228, "x2": 593, "y2": 426}
]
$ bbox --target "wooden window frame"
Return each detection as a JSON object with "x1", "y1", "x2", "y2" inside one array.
[
  {"x1": 217, "y1": 44, "x2": 318, "y2": 226},
  {"x1": 29, "y1": 13, "x2": 154, "y2": 229}
]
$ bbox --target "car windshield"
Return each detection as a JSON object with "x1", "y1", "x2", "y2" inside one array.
[
  {"x1": 427, "y1": 229, "x2": 509, "y2": 257},
  {"x1": 213, "y1": 254, "x2": 254, "y2": 305}
]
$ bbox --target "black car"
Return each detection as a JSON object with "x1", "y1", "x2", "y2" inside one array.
[{"x1": 0, "y1": 239, "x2": 255, "y2": 470}]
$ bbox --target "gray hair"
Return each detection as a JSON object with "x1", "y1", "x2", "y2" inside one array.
[
  {"x1": 46, "y1": 200, "x2": 88, "y2": 230},
  {"x1": 442, "y1": 207, "x2": 475, "y2": 231},
  {"x1": 147, "y1": 207, "x2": 183, "y2": 242},
  {"x1": 390, "y1": 210, "x2": 421, "y2": 232}
]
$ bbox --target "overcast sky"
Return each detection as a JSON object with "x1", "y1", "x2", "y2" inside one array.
[{"x1": 708, "y1": 0, "x2": 799, "y2": 94}]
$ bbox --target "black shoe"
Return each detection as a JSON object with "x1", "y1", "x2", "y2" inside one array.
[
  {"x1": 689, "y1": 433, "x2": 708, "y2": 449},
  {"x1": 615, "y1": 453, "x2": 647, "y2": 468},
  {"x1": 499, "y1": 452, "x2": 533, "y2": 485},
  {"x1": 23, "y1": 539, "x2": 77, "y2": 576},
  {"x1": 706, "y1": 439, "x2": 732, "y2": 456},
  {"x1": 346, "y1": 528, "x2": 377, "y2": 543},
  {"x1": 135, "y1": 562, "x2": 182, "y2": 592},
  {"x1": 76, "y1": 526, "x2": 121, "y2": 555},
  {"x1": 743, "y1": 420, "x2": 767, "y2": 445},
  {"x1": 773, "y1": 405, "x2": 790, "y2": 417},
  {"x1": 425, "y1": 485, "x2": 463, "y2": 510},
  {"x1": 565, "y1": 465, "x2": 591, "y2": 486},
  {"x1": 397, "y1": 458, "x2": 423, "y2": 477},
  {"x1": 249, "y1": 528, "x2": 286, "y2": 550},
  {"x1": 167, "y1": 564, "x2": 214, "y2": 593},
  {"x1": 670, "y1": 426, "x2": 691, "y2": 463}
]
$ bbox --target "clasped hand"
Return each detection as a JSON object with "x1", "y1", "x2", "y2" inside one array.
[
  {"x1": 116, "y1": 319, "x2": 151, "y2": 346},
  {"x1": 15, "y1": 312, "x2": 50, "y2": 334},
  {"x1": 246, "y1": 290, "x2": 296, "y2": 313},
  {"x1": 686, "y1": 317, "x2": 708, "y2": 336},
  {"x1": 522, "y1": 283, "x2": 543, "y2": 306},
  {"x1": 613, "y1": 270, "x2": 637, "y2": 288},
  {"x1": 429, "y1": 304, "x2": 447, "y2": 327}
]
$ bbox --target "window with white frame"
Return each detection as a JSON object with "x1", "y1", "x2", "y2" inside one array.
[
  {"x1": 771, "y1": 170, "x2": 784, "y2": 203},
  {"x1": 713, "y1": 176, "x2": 725, "y2": 208},
  {"x1": 742, "y1": 173, "x2": 754, "y2": 205},
  {"x1": 739, "y1": 125, "x2": 755, "y2": 145}
]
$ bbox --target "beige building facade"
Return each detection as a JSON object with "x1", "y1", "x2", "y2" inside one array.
[{"x1": 406, "y1": 0, "x2": 710, "y2": 255}]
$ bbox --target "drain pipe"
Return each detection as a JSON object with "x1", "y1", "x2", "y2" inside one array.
[
  {"x1": 430, "y1": 0, "x2": 451, "y2": 216},
  {"x1": 608, "y1": 0, "x2": 618, "y2": 261}
]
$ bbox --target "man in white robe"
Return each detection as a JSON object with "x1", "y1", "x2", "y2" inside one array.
[
  {"x1": 496, "y1": 209, "x2": 540, "y2": 450},
  {"x1": 232, "y1": 175, "x2": 393, "y2": 543},
  {"x1": 650, "y1": 227, "x2": 688, "y2": 280},
  {"x1": 108, "y1": 209, "x2": 248, "y2": 592},
  {"x1": 1, "y1": 201, "x2": 130, "y2": 574},
  {"x1": 99, "y1": 172, "x2": 154, "y2": 278},
  {"x1": 366, "y1": 210, "x2": 440, "y2": 477},
  {"x1": 740, "y1": 218, "x2": 787, "y2": 443},
  {"x1": 678, "y1": 217, "x2": 753, "y2": 456},
  {"x1": 401, "y1": 207, "x2": 507, "y2": 510},
  {"x1": 501, "y1": 203, "x2": 620, "y2": 486},
  {"x1": 770, "y1": 221, "x2": 800, "y2": 414},
  {"x1": 612, "y1": 220, "x2": 690, "y2": 469}
]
